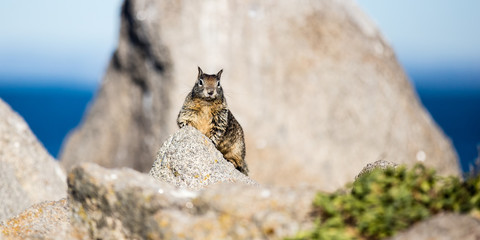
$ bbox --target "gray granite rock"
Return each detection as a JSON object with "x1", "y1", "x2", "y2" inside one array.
[
  {"x1": 389, "y1": 213, "x2": 480, "y2": 240},
  {"x1": 149, "y1": 126, "x2": 256, "y2": 190},
  {"x1": 69, "y1": 163, "x2": 315, "y2": 240},
  {"x1": 60, "y1": 0, "x2": 459, "y2": 191},
  {"x1": 468, "y1": 146, "x2": 480, "y2": 175},
  {"x1": 0, "y1": 162, "x2": 32, "y2": 224},
  {"x1": 0, "y1": 199, "x2": 69, "y2": 240},
  {"x1": 0, "y1": 99, "x2": 67, "y2": 221},
  {"x1": 355, "y1": 160, "x2": 399, "y2": 180}
]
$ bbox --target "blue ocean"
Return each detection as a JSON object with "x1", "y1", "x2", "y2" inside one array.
[
  {"x1": 0, "y1": 72, "x2": 478, "y2": 173},
  {"x1": 0, "y1": 79, "x2": 95, "y2": 158}
]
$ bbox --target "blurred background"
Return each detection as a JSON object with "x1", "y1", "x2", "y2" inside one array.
[{"x1": 0, "y1": 0, "x2": 478, "y2": 172}]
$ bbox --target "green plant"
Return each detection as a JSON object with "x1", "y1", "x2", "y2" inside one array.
[{"x1": 289, "y1": 164, "x2": 480, "y2": 240}]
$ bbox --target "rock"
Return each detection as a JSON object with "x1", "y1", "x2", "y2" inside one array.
[
  {"x1": 60, "y1": 0, "x2": 459, "y2": 190},
  {"x1": 149, "y1": 126, "x2": 257, "y2": 190},
  {"x1": 69, "y1": 163, "x2": 315, "y2": 239},
  {"x1": 0, "y1": 99, "x2": 67, "y2": 221},
  {"x1": 0, "y1": 162, "x2": 32, "y2": 224},
  {"x1": 389, "y1": 213, "x2": 480, "y2": 240},
  {"x1": 468, "y1": 146, "x2": 480, "y2": 175},
  {"x1": 0, "y1": 199, "x2": 70, "y2": 240},
  {"x1": 355, "y1": 160, "x2": 398, "y2": 180},
  {"x1": 59, "y1": 0, "x2": 173, "y2": 172}
]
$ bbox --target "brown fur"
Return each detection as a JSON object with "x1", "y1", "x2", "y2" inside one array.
[{"x1": 177, "y1": 67, "x2": 248, "y2": 175}]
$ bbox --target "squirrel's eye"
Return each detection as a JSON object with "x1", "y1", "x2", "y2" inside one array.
[
  {"x1": 198, "y1": 79, "x2": 204, "y2": 86},
  {"x1": 216, "y1": 81, "x2": 220, "y2": 88}
]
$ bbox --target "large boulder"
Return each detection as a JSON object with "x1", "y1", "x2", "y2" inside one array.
[
  {"x1": 149, "y1": 126, "x2": 257, "y2": 190},
  {"x1": 0, "y1": 99, "x2": 66, "y2": 221},
  {"x1": 68, "y1": 163, "x2": 315, "y2": 239},
  {"x1": 60, "y1": 0, "x2": 459, "y2": 190}
]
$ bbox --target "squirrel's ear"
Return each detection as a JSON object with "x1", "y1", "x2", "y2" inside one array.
[
  {"x1": 217, "y1": 69, "x2": 223, "y2": 79},
  {"x1": 197, "y1": 66, "x2": 203, "y2": 78}
]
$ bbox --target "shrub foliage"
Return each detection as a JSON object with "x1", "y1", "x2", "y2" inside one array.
[{"x1": 290, "y1": 164, "x2": 480, "y2": 240}]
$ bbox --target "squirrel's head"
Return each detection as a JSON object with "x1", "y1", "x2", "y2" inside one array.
[{"x1": 193, "y1": 67, "x2": 224, "y2": 101}]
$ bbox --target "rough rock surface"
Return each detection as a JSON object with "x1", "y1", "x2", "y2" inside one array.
[
  {"x1": 0, "y1": 199, "x2": 70, "y2": 240},
  {"x1": 0, "y1": 99, "x2": 67, "y2": 221},
  {"x1": 69, "y1": 163, "x2": 315, "y2": 240},
  {"x1": 60, "y1": 0, "x2": 459, "y2": 190},
  {"x1": 389, "y1": 213, "x2": 480, "y2": 240},
  {"x1": 355, "y1": 159, "x2": 398, "y2": 180},
  {"x1": 149, "y1": 126, "x2": 256, "y2": 190}
]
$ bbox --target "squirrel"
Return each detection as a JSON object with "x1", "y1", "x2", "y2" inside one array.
[{"x1": 177, "y1": 67, "x2": 248, "y2": 175}]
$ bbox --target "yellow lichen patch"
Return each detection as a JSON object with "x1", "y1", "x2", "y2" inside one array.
[
  {"x1": 218, "y1": 213, "x2": 233, "y2": 230},
  {"x1": 106, "y1": 188, "x2": 117, "y2": 203},
  {"x1": 159, "y1": 218, "x2": 169, "y2": 228},
  {"x1": 144, "y1": 193, "x2": 153, "y2": 202},
  {"x1": 0, "y1": 201, "x2": 48, "y2": 237},
  {"x1": 147, "y1": 231, "x2": 162, "y2": 240},
  {"x1": 471, "y1": 209, "x2": 480, "y2": 220},
  {"x1": 76, "y1": 205, "x2": 88, "y2": 221},
  {"x1": 214, "y1": 159, "x2": 218, "y2": 163},
  {"x1": 203, "y1": 174, "x2": 210, "y2": 181},
  {"x1": 177, "y1": 232, "x2": 186, "y2": 238},
  {"x1": 269, "y1": 200, "x2": 279, "y2": 208}
]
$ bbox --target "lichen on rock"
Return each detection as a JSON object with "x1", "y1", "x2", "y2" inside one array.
[
  {"x1": 68, "y1": 163, "x2": 314, "y2": 240},
  {"x1": 0, "y1": 199, "x2": 69, "y2": 240}
]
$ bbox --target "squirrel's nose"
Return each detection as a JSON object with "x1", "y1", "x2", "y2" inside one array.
[{"x1": 207, "y1": 90, "x2": 214, "y2": 96}]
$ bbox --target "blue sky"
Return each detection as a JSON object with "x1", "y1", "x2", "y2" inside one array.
[
  {"x1": 0, "y1": 0, "x2": 123, "y2": 85},
  {"x1": 358, "y1": 0, "x2": 480, "y2": 69},
  {"x1": 0, "y1": 0, "x2": 479, "y2": 87}
]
